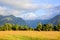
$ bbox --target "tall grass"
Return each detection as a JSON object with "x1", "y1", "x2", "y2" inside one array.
[{"x1": 0, "y1": 31, "x2": 60, "y2": 40}]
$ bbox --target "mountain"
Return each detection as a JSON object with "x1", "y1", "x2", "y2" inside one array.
[
  {"x1": 0, "y1": 15, "x2": 26, "y2": 25},
  {"x1": 26, "y1": 15, "x2": 60, "y2": 28},
  {"x1": 0, "y1": 15, "x2": 60, "y2": 28},
  {"x1": 26, "y1": 20, "x2": 50, "y2": 28},
  {"x1": 50, "y1": 15, "x2": 60, "y2": 25}
]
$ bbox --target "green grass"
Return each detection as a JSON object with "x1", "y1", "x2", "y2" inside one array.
[{"x1": 0, "y1": 35, "x2": 41, "y2": 40}]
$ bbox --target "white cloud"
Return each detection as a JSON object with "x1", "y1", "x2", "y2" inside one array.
[
  {"x1": 0, "y1": 0, "x2": 53, "y2": 10},
  {"x1": 0, "y1": 5, "x2": 54, "y2": 20},
  {"x1": 39, "y1": 13, "x2": 53, "y2": 20},
  {"x1": 0, "y1": 6, "x2": 22, "y2": 16},
  {"x1": 0, "y1": 0, "x2": 55, "y2": 20},
  {"x1": 0, "y1": 0, "x2": 39, "y2": 10},
  {"x1": 9, "y1": 10, "x2": 21, "y2": 17},
  {"x1": 20, "y1": 13, "x2": 37, "y2": 20},
  {"x1": 0, "y1": 6, "x2": 38, "y2": 20},
  {"x1": 0, "y1": 6, "x2": 9, "y2": 16},
  {"x1": 52, "y1": 6, "x2": 60, "y2": 14},
  {"x1": 43, "y1": 4, "x2": 53, "y2": 9}
]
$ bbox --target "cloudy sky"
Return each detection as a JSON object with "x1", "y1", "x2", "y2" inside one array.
[{"x1": 0, "y1": 0, "x2": 60, "y2": 20}]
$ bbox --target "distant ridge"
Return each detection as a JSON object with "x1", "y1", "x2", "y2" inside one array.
[
  {"x1": 0, "y1": 15, "x2": 60, "y2": 28},
  {"x1": 26, "y1": 15, "x2": 60, "y2": 28},
  {"x1": 50, "y1": 15, "x2": 60, "y2": 25},
  {"x1": 0, "y1": 15, "x2": 26, "y2": 25}
]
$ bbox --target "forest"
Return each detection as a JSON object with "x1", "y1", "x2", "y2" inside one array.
[{"x1": 0, "y1": 23, "x2": 60, "y2": 31}]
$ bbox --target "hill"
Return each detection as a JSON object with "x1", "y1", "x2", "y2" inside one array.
[
  {"x1": 0, "y1": 15, "x2": 26, "y2": 25},
  {"x1": 26, "y1": 15, "x2": 60, "y2": 28},
  {"x1": 0, "y1": 15, "x2": 60, "y2": 28},
  {"x1": 50, "y1": 15, "x2": 60, "y2": 25}
]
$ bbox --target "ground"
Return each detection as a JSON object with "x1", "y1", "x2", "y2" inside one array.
[{"x1": 0, "y1": 31, "x2": 60, "y2": 40}]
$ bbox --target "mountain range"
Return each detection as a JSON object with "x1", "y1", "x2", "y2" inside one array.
[
  {"x1": 0, "y1": 15, "x2": 60, "y2": 28},
  {"x1": 26, "y1": 15, "x2": 60, "y2": 28},
  {"x1": 0, "y1": 15, "x2": 26, "y2": 25}
]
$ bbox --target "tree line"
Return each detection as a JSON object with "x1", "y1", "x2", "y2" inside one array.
[{"x1": 0, "y1": 23, "x2": 60, "y2": 31}]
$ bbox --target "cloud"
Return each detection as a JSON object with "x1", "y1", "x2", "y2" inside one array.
[
  {"x1": 0, "y1": 6, "x2": 9, "y2": 16},
  {"x1": 0, "y1": 0, "x2": 53, "y2": 11},
  {"x1": 0, "y1": 0, "x2": 39, "y2": 10},
  {"x1": 0, "y1": 6, "x2": 38, "y2": 20},
  {"x1": 20, "y1": 13, "x2": 37, "y2": 20},
  {"x1": 0, "y1": 6, "x2": 22, "y2": 16},
  {"x1": 38, "y1": 13, "x2": 54, "y2": 20},
  {"x1": 52, "y1": 6, "x2": 60, "y2": 14},
  {"x1": 0, "y1": 0, "x2": 57, "y2": 20}
]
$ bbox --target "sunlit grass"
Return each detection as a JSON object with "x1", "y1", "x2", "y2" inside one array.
[{"x1": 0, "y1": 31, "x2": 60, "y2": 40}]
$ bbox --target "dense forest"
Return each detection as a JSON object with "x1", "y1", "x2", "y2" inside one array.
[{"x1": 0, "y1": 23, "x2": 60, "y2": 31}]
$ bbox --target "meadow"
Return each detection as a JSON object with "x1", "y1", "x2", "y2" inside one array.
[{"x1": 0, "y1": 31, "x2": 60, "y2": 40}]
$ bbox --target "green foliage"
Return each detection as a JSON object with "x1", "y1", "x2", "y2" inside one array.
[
  {"x1": 36, "y1": 23, "x2": 42, "y2": 31},
  {"x1": 46, "y1": 24, "x2": 53, "y2": 31},
  {"x1": 0, "y1": 26, "x2": 3, "y2": 31},
  {"x1": 0, "y1": 23, "x2": 60, "y2": 31},
  {"x1": 24, "y1": 25, "x2": 29, "y2": 30},
  {"x1": 19, "y1": 25, "x2": 24, "y2": 30},
  {"x1": 56, "y1": 23, "x2": 60, "y2": 31},
  {"x1": 12, "y1": 24, "x2": 19, "y2": 30},
  {"x1": 42, "y1": 24, "x2": 53, "y2": 31},
  {"x1": 42, "y1": 24, "x2": 47, "y2": 31},
  {"x1": 1, "y1": 23, "x2": 12, "y2": 31},
  {"x1": 15, "y1": 24, "x2": 19, "y2": 30},
  {"x1": 48, "y1": 24, "x2": 53, "y2": 31},
  {"x1": 29, "y1": 27, "x2": 34, "y2": 31}
]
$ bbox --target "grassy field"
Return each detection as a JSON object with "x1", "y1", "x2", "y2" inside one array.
[{"x1": 0, "y1": 31, "x2": 60, "y2": 40}]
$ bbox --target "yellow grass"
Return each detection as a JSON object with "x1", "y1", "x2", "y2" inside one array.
[{"x1": 0, "y1": 31, "x2": 60, "y2": 40}]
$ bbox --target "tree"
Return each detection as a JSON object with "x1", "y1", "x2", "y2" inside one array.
[
  {"x1": 19, "y1": 25, "x2": 24, "y2": 30},
  {"x1": 29, "y1": 27, "x2": 34, "y2": 31},
  {"x1": 7, "y1": 23, "x2": 12, "y2": 30},
  {"x1": 2, "y1": 23, "x2": 13, "y2": 31},
  {"x1": 42, "y1": 24, "x2": 53, "y2": 31},
  {"x1": 3, "y1": 23, "x2": 8, "y2": 31},
  {"x1": 48, "y1": 24, "x2": 53, "y2": 31},
  {"x1": 44, "y1": 24, "x2": 53, "y2": 31},
  {"x1": 45, "y1": 24, "x2": 49, "y2": 31},
  {"x1": 42, "y1": 24, "x2": 46, "y2": 31},
  {"x1": 0, "y1": 26, "x2": 3, "y2": 31},
  {"x1": 15, "y1": 24, "x2": 19, "y2": 30},
  {"x1": 53, "y1": 25, "x2": 57, "y2": 31},
  {"x1": 56, "y1": 23, "x2": 60, "y2": 31},
  {"x1": 12, "y1": 24, "x2": 19, "y2": 30},
  {"x1": 0, "y1": 27, "x2": 2, "y2": 31},
  {"x1": 24, "y1": 25, "x2": 29, "y2": 30},
  {"x1": 36, "y1": 23, "x2": 42, "y2": 31}
]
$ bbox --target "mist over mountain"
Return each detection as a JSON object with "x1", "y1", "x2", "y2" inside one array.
[
  {"x1": 0, "y1": 15, "x2": 26, "y2": 25},
  {"x1": 0, "y1": 14, "x2": 60, "y2": 28},
  {"x1": 26, "y1": 15, "x2": 60, "y2": 28},
  {"x1": 50, "y1": 15, "x2": 60, "y2": 25}
]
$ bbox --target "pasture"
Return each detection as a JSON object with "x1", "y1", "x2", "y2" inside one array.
[{"x1": 0, "y1": 31, "x2": 60, "y2": 40}]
